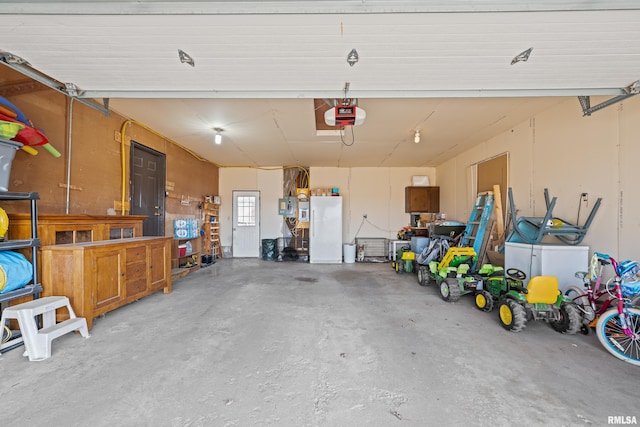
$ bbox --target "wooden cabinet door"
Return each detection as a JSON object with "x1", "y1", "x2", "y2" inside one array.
[
  {"x1": 149, "y1": 240, "x2": 169, "y2": 291},
  {"x1": 405, "y1": 186, "x2": 440, "y2": 213},
  {"x1": 92, "y1": 248, "x2": 124, "y2": 310}
]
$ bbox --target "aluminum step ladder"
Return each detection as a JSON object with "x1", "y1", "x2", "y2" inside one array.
[{"x1": 459, "y1": 192, "x2": 494, "y2": 255}]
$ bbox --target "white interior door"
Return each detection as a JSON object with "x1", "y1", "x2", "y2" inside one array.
[{"x1": 232, "y1": 191, "x2": 260, "y2": 257}]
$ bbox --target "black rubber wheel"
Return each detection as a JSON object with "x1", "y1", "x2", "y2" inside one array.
[
  {"x1": 499, "y1": 299, "x2": 527, "y2": 332},
  {"x1": 475, "y1": 290, "x2": 494, "y2": 312},
  {"x1": 564, "y1": 286, "x2": 595, "y2": 324},
  {"x1": 417, "y1": 265, "x2": 431, "y2": 286},
  {"x1": 440, "y1": 278, "x2": 461, "y2": 302},
  {"x1": 549, "y1": 303, "x2": 582, "y2": 334}
]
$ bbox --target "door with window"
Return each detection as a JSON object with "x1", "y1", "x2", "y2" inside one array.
[{"x1": 232, "y1": 191, "x2": 260, "y2": 257}]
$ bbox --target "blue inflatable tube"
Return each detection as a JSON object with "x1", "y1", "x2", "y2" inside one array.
[{"x1": 0, "y1": 95, "x2": 30, "y2": 125}]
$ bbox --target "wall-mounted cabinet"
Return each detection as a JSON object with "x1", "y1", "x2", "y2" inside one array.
[{"x1": 405, "y1": 186, "x2": 440, "y2": 213}]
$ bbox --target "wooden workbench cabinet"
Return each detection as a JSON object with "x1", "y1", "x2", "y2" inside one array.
[
  {"x1": 8, "y1": 213, "x2": 146, "y2": 245},
  {"x1": 40, "y1": 237, "x2": 172, "y2": 330}
]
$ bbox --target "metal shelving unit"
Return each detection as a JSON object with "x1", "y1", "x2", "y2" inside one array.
[{"x1": 0, "y1": 191, "x2": 42, "y2": 353}]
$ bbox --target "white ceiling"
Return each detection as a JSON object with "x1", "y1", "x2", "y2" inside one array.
[{"x1": 1, "y1": 1, "x2": 639, "y2": 167}]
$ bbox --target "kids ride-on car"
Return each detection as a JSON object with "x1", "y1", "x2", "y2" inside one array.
[
  {"x1": 497, "y1": 275, "x2": 581, "y2": 333},
  {"x1": 416, "y1": 236, "x2": 454, "y2": 286},
  {"x1": 425, "y1": 247, "x2": 479, "y2": 302},
  {"x1": 474, "y1": 267, "x2": 528, "y2": 312},
  {"x1": 439, "y1": 263, "x2": 483, "y2": 302},
  {"x1": 391, "y1": 245, "x2": 415, "y2": 274}
]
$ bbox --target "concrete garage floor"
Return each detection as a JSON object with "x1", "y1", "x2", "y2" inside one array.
[{"x1": 1, "y1": 259, "x2": 639, "y2": 427}]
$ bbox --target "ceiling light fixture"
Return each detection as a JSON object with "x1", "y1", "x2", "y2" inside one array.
[
  {"x1": 414, "y1": 130, "x2": 421, "y2": 144},
  {"x1": 178, "y1": 49, "x2": 195, "y2": 67},
  {"x1": 511, "y1": 47, "x2": 533, "y2": 65},
  {"x1": 347, "y1": 49, "x2": 359, "y2": 67},
  {"x1": 213, "y1": 128, "x2": 223, "y2": 145}
]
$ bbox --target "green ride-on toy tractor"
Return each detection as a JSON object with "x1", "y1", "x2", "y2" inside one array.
[
  {"x1": 438, "y1": 264, "x2": 483, "y2": 302},
  {"x1": 497, "y1": 274, "x2": 582, "y2": 334},
  {"x1": 474, "y1": 267, "x2": 528, "y2": 312},
  {"x1": 417, "y1": 247, "x2": 480, "y2": 302},
  {"x1": 391, "y1": 245, "x2": 415, "y2": 274}
]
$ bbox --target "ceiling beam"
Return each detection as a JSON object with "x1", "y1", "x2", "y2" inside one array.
[
  {"x1": 0, "y1": 60, "x2": 110, "y2": 116},
  {"x1": 83, "y1": 88, "x2": 626, "y2": 100},
  {"x1": 2, "y1": 0, "x2": 640, "y2": 15}
]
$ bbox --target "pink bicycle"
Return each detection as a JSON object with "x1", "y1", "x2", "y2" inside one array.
[{"x1": 565, "y1": 252, "x2": 640, "y2": 366}]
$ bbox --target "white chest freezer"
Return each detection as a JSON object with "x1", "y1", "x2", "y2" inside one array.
[{"x1": 504, "y1": 242, "x2": 589, "y2": 292}]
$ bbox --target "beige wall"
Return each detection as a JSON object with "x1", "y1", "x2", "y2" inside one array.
[
  {"x1": 437, "y1": 95, "x2": 640, "y2": 261},
  {"x1": 218, "y1": 167, "x2": 284, "y2": 252},
  {"x1": 309, "y1": 167, "x2": 436, "y2": 243},
  {"x1": 219, "y1": 166, "x2": 436, "y2": 253}
]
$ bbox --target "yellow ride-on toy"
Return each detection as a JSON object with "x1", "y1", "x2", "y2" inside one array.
[
  {"x1": 498, "y1": 275, "x2": 582, "y2": 333},
  {"x1": 391, "y1": 246, "x2": 416, "y2": 273}
]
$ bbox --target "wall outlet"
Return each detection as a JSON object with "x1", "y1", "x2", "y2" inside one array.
[{"x1": 581, "y1": 192, "x2": 588, "y2": 202}]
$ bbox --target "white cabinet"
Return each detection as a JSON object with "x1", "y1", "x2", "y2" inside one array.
[{"x1": 505, "y1": 242, "x2": 588, "y2": 292}]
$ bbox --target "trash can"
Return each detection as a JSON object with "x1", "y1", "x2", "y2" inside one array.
[
  {"x1": 261, "y1": 239, "x2": 278, "y2": 261},
  {"x1": 343, "y1": 243, "x2": 356, "y2": 263}
]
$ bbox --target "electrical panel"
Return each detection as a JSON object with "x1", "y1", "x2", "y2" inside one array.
[
  {"x1": 278, "y1": 197, "x2": 297, "y2": 218},
  {"x1": 298, "y1": 199, "x2": 309, "y2": 222}
]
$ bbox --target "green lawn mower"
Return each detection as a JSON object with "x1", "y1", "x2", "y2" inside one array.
[{"x1": 497, "y1": 275, "x2": 582, "y2": 334}]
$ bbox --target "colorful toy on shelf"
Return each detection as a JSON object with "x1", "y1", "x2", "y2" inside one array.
[
  {"x1": 0, "y1": 96, "x2": 60, "y2": 157},
  {"x1": 0, "y1": 206, "x2": 8, "y2": 239},
  {"x1": 0, "y1": 120, "x2": 24, "y2": 139}
]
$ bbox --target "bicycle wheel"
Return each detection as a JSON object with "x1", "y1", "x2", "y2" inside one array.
[
  {"x1": 595, "y1": 307, "x2": 640, "y2": 366},
  {"x1": 564, "y1": 286, "x2": 595, "y2": 323}
]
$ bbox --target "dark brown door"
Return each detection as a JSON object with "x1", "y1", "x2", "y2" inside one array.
[{"x1": 130, "y1": 142, "x2": 165, "y2": 236}]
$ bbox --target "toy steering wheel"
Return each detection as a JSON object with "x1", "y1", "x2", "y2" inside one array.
[{"x1": 506, "y1": 268, "x2": 526, "y2": 281}]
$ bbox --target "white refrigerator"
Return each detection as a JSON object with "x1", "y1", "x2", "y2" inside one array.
[{"x1": 310, "y1": 196, "x2": 343, "y2": 263}]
